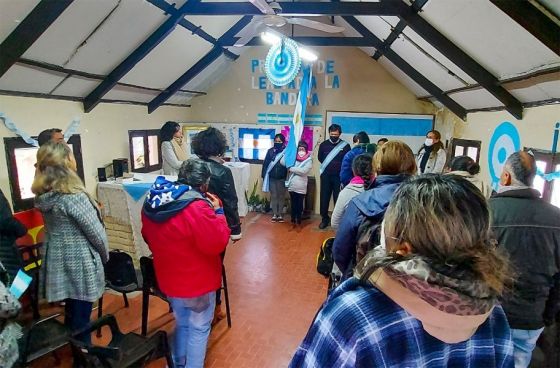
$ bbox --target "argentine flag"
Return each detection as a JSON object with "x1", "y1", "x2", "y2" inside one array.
[{"x1": 284, "y1": 65, "x2": 312, "y2": 168}]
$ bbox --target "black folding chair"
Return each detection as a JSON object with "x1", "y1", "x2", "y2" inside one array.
[
  {"x1": 70, "y1": 315, "x2": 173, "y2": 368},
  {"x1": 221, "y1": 264, "x2": 232, "y2": 328},
  {"x1": 97, "y1": 250, "x2": 140, "y2": 337},
  {"x1": 18, "y1": 313, "x2": 71, "y2": 366},
  {"x1": 140, "y1": 256, "x2": 170, "y2": 337}
]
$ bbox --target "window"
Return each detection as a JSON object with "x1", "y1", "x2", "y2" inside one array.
[
  {"x1": 449, "y1": 138, "x2": 481, "y2": 163},
  {"x1": 238, "y1": 128, "x2": 275, "y2": 163},
  {"x1": 4, "y1": 135, "x2": 85, "y2": 211},
  {"x1": 526, "y1": 148, "x2": 560, "y2": 208},
  {"x1": 128, "y1": 130, "x2": 162, "y2": 173}
]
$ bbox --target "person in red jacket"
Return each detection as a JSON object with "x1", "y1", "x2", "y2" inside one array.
[{"x1": 142, "y1": 159, "x2": 230, "y2": 368}]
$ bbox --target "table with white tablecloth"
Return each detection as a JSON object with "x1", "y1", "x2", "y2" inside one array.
[{"x1": 223, "y1": 161, "x2": 250, "y2": 217}]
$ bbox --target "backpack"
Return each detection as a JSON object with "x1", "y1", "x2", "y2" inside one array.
[
  {"x1": 105, "y1": 250, "x2": 138, "y2": 289},
  {"x1": 355, "y1": 213, "x2": 384, "y2": 265},
  {"x1": 316, "y1": 237, "x2": 335, "y2": 277}
]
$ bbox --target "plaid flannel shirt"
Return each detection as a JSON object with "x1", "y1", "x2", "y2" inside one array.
[{"x1": 290, "y1": 278, "x2": 514, "y2": 368}]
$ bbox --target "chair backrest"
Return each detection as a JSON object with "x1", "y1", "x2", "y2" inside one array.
[
  {"x1": 140, "y1": 256, "x2": 166, "y2": 299},
  {"x1": 105, "y1": 250, "x2": 138, "y2": 289}
]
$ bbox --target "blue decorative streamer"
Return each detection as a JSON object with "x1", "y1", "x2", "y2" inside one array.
[
  {"x1": 64, "y1": 118, "x2": 81, "y2": 141},
  {"x1": 0, "y1": 112, "x2": 39, "y2": 146},
  {"x1": 1, "y1": 112, "x2": 81, "y2": 146},
  {"x1": 537, "y1": 168, "x2": 560, "y2": 182}
]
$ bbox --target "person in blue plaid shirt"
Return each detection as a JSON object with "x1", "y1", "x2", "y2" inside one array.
[{"x1": 290, "y1": 175, "x2": 514, "y2": 368}]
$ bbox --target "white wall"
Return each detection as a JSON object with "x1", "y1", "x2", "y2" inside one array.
[
  {"x1": 0, "y1": 95, "x2": 190, "y2": 206},
  {"x1": 445, "y1": 104, "x2": 560, "y2": 186}
]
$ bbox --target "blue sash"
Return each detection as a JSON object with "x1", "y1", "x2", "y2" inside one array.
[
  {"x1": 262, "y1": 151, "x2": 285, "y2": 192},
  {"x1": 285, "y1": 157, "x2": 312, "y2": 188},
  {"x1": 320, "y1": 140, "x2": 349, "y2": 175}
]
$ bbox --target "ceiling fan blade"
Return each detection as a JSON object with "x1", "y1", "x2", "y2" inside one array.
[
  {"x1": 287, "y1": 18, "x2": 345, "y2": 33},
  {"x1": 249, "y1": 0, "x2": 276, "y2": 15},
  {"x1": 234, "y1": 21, "x2": 266, "y2": 47}
]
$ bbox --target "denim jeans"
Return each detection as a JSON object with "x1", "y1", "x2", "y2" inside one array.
[
  {"x1": 169, "y1": 292, "x2": 216, "y2": 368},
  {"x1": 511, "y1": 327, "x2": 544, "y2": 368}
]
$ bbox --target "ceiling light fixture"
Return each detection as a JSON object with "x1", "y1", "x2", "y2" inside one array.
[
  {"x1": 260, "y1": 31, "x2": 282, "y2": 45},
  {"x1": 298, "y1": 47, "x2": 318, "y2": 62},
  {"x1": 261, "y1": 31, "x2": 318, "y2": 63}
]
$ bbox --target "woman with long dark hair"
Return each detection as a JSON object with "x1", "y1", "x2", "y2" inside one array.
[
  {"x1": 417, "y1": 129, "x2": 446, "y2": 174},
  {"x1": 161, "y1": 121, "x2": 187, "y2": 176}
]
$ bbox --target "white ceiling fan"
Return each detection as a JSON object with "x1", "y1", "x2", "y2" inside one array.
[{"x1": 234, "y1": 0, "x2": 345, "y2": 47}]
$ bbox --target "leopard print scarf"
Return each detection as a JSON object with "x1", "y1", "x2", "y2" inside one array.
[
  {"x1": 364, "y1": 248, "x2": 496, "y2": 316},
  {"x1": 385, "y1": 257, "x2": 496, "y2": 316}
]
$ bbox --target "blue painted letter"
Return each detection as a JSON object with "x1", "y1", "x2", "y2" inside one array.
[
  {"x1": 251, "y1": 59, "x2": 259, "y2": 73},
  {"x1": 259, "y1": 76, "x2": 267, "y2": 89},
  {"x1": 326, "y1": 60, "x2": 334, "y2": 74},
  {"x1": 333, "y1": 75, "x2": 340, "y2": 89}
]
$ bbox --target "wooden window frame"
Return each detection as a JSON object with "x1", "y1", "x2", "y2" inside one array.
[
  {"x1": 128, "y1": 129, "x2": 162, "y2": 173},
  {"x1": 525, "y1": 147, "x2": 559, "y2": 204},
  {"x1": 448, "y1": 138, "x2": 482, "y2": 164},
  {"x1": 4, "y1": 135, "x2": 85, "y2": 212}
]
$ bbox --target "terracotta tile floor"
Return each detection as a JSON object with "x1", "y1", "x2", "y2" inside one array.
[{"x1": 30, "y1": 213, "x2": 334, "y2": 367}]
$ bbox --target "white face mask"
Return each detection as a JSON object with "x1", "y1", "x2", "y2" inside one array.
[
  {"x1": 425, "y1": 138, "x2": 434, "y2": 147},
  {"x1": 298, "y1": 150, "x2": 306, "y2": 157}
]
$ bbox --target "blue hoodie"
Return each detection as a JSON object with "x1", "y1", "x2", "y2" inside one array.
[
  {"x1": 333, "y1": 174, "x2": 410, "y2": 279},
  {"x1": 142, "y1": 176, "x2": 220, "y2": 223}
]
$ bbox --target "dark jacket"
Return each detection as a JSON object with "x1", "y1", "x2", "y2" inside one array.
[
  {"x1": 0, "y1": 190, "x2": 27, "y2": 280},
  {"x1": 261, "y1": 147, "x2": 288, "y2": 180},
  {"x1": 318, "y1": 139, "x2": 350, "y2": 176},
  {"x1": 489, "y1": 188, "x2": 560, "y2": 330},
  {"x1": 340, "y1": 144, "x2": 376, "y2": 187},
  {"x1": 333, "y1": 175, "x2": 409, "y2": 279},
  {"x1": 203, "y1": 157, "x2": 242, "y2": 238}
]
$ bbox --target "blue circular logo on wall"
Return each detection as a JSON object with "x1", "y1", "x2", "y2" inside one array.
[
  {"x1": 488, "y1": 121, "x2": 520, "y2": 185},
  {"x1": 265, "y1": 38, "x2": 301, "y2": 86}
]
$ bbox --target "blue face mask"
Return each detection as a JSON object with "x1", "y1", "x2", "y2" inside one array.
[{"x1": 274, "y1": 142, "x2": 283, "y2": 149}]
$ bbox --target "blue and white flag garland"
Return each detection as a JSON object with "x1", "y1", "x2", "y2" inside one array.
[{"x1": 1, "y1": 112, "x2": 81, "y2": 147}]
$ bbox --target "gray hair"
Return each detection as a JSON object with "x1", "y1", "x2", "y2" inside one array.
[
  {"x1": 178, "y1": 158, "x2": 211, "y2": 188},
  {"x1": 504, "y1": 152, "x2": 536, "y2": 186}
]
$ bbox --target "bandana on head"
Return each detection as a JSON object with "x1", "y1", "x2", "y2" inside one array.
[{"x1": 145, "y1": 176, "x2": 190, "y2": 209}]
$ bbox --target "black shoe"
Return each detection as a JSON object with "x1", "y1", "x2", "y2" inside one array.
[
  {"x1": 296, "y1": 218, "x2": 301, "y2": 225},
  {"x1": 319, "y1": 219, "x2": 329, "y2": 229}
]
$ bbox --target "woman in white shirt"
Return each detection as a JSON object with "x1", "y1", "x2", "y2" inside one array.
[
  {"x1": 417, "y1": 130, "x2": 446, "y2": 174},
  {"x1": 161, "y1": 121, "x2": 187, "y2": 176}
]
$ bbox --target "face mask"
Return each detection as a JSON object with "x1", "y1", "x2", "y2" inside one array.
[
  {"x1": 330, "y1": 136, "x2": 339, "y2": 144},
  {"x1": 425, "y1": 138, "x2": 434, "y2": 147},
  {"x1": 298, "y1": 150, "x2": 306, "y2": 157},
  {"x1": 274, "y1": 142, "x2": 283, "y2": 149}
]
